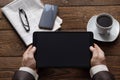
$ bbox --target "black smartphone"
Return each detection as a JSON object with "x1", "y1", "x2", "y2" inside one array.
[{"x1": 39, "y1": 4, "x2": 58, "y2": 30}]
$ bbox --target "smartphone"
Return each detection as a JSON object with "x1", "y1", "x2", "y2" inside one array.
[{"x1": 39, "y1": 4, "x2": 58, "y2": 30}]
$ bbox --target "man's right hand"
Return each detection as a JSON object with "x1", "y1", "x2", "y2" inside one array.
[
  {"x1": 90, "y1": 43, "x2": 106, "y2": 67},
  {"x1": 22, "y1": 45, "x2": 37, "y2": 70}
]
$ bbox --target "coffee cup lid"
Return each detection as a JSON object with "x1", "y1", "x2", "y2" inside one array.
[{"x1": 87, "y1": 15, "x2": 120, "y2": 42}]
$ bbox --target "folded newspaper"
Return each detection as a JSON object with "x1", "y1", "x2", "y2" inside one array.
[{"x1": 1, "y1": 0, "x2": 62, "y2": 46}]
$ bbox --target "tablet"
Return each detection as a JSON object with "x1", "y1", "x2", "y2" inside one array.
[{"x1": 33, "y1": 32, "x2": 93, "y2": 68}]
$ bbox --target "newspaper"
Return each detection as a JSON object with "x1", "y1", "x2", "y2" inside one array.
[{"x1": 1, "y1": 0, "x2": 62, "y2": 46}]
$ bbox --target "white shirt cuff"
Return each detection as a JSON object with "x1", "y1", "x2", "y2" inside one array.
[
  {"x1": 19, "y1": 67, "x2": 38, "y2": 80},
  {"x1": 90, "y1": 65, "x2": 109, "y2": 78}
]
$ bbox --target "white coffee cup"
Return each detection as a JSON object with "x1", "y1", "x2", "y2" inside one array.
[{"x1": 96, "y1": 13, "x2": 113, "y2": 35}]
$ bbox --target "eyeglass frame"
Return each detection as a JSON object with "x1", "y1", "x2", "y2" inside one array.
[{"x1": 19, "y1": 8, "x2": 30, "y2": 32}]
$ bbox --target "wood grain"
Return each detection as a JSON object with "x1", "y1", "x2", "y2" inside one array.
[
  {"x1": 59, "y1": 6, "x2": 120, "y2": 30},
  {"x1": 0, "y1": 0, "x2": 13, "y2": 7},
  {"x1": 0, "y1": 78, "x2": 11, "y2": 80},
  {"x1": 0, "y1": 71, "x2": 14, "y2": 78},
  {"x1": 0, "y1": 78, "x2": 89, "y2": 80},
  {"x1": 1, "y1": 6, "x2": 120, "y2": 30},
  {"x1": 0, "y1": 57, "x2": 21, "y2": 69},
  {"x1": 0, "y1": 9, "x2": 15, "y2": 30},
  {"x1": 1, "y1": 30, "x2": 120, "y2": 56},
  {"x1": 41, "y1": 0, "x2": 120, "y2": 6},
  {"x1": 0, "y1": 30, "x2": 26, "y2": 57},
  {"x1": 1, "y1": 0, "x2": 120, "y2": 80},
  {"x1": 1, "y1": 0, "x2": 120, "y2": 7},
  {"x1": 0, "y1": 56, "x2": 119, "y2": 70},
  {"x1": 39, "y1": 77, "x2": 90, "y2": 80},
  {"x1": 110, "y1": 68, "x2": 120, "y2": 79},
  {"x1": 0, "y1": 56, "x2": 119, "y2": 80}
]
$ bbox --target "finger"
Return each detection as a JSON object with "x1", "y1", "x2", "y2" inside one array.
[
  {"x1": 24, "y1": 45, "x2": 33, "y2": 53},
  {"x1": 90, "y1": 45, "x2": 98, "y2": 59},
  {"x1": 23, "y1": 45, "x2": 33, "y2": 57},
  {"x1": 29, "y1": 46, "x2": 36, "y2": 55},
  {"x1": 94, "y1": 44, "x2": 103, "y2": 51},
  {"x1": 90, "y1": 46, "x2": 94, "y2": 52},
  {"x1": 94, "y1": 45, "x2": 105, "y2": 63},
  {"x1": 90, "y1": 43, "x2": 98, "y2": 52},
  {"x1": 94, "y1": 44, "x2": 105, "y2": 55}
]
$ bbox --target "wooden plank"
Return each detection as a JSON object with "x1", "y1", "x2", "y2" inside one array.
[
  {"x1": 0, "y1": 71, "x2": 14, "y2": 78},
  {"x1": 0, "y1": 68, "x2": 119, "y2": 80},
  {"x1": 0, "y1": 56, "x2": 119, "y2": 79},
  {"x1": 1, "y1": 30, "x2": 120, "y2": 56},
  {"x1": 6, "y1": 71, "x2": 119, "y2": 80},
  {"x1": 1, "y1": 6, "x2": 120, "y2": 30},
  {"x1": 41, "y1": 0, "x2": 120, "y2": 6},
  {"x1": 0, "y1": 66, "x2": 119, "y2": 79},
  {"x1": 0, "y1": 78, "x2": 89, "y2": 80},
  {"x1": 110, "y1": 68, "x2": 120, "y2": 80},
  {"x1": 106, "y1": 56, "x2": 120, "y2": 80},
  {"x1": 0, "y1": 78, "x2": 11, "y2": 80},
  {"x1": 0, "y1": 69, "x2": 119, "y2": 79},
  {"x1": 58, "y1": 6, "x2": 120, "y2": 30},
  {"x1": 0, "y1": 9, "x2": 14, "y2": 30},
  {"x1": 40, "y1": 77, "x2": 90, "y2": 80},
  {"x1": 0, "y1": 30, "x2": 26, "y2": 57},
  {"x1": 0, "y1": 56, "x2": 119, "y2": 69},
  {"x1": 0, "y1": 0, "x2": 13, "y2": 7},
  {"x1": 38, "y1": 68, "x2": 90, "y2": 78},
  {"x1": 0, "y1": 57, "x2": 22, "y2": 69},
  {"x1": 107, "y1": 56, "x2": 120, "y2": 68},
  {"x1": 95, "y1": 37, "x2": 120, "y2": 56},
  {"x1": 1, "y1": 0, "x2": 120, "y2": 7},
  {"x1": 0, "y1": 69, "x2": 90, "y2": 79},
  {"x1": 0, "y1": 0, "x2": 120, "y2": 80}
]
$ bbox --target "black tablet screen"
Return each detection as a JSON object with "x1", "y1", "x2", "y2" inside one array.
[{"x1": 33, "y1": 32, "x2": 93, "y2": 68}]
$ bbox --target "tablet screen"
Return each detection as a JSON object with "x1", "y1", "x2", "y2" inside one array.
[{"x1": 33, "y1": 32, "x2": 93, "y2": 68}]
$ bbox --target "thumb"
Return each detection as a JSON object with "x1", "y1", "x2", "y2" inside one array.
[
  {"x1": 90, "y1": 46, "x2": 95, "y2": 52},
  {"x1": 29, "y1": 46, "x2": 36, "y2": 55}
]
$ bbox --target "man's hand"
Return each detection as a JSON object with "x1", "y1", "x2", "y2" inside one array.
[
  {"x1": 22, "y1": 45, "x2": 36, "y2": 70},
  {"x1": 90, "y1": 43, "x2": 106, "y2": 67}
]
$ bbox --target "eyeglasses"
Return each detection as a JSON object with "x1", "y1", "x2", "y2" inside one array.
[{"x1": 19, "y1": 8, "x2": 30, "y2": 32}]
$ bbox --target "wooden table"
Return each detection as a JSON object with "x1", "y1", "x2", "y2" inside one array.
[{"x1": 0, "y1": 0, "x2": 120, "y2": 80}]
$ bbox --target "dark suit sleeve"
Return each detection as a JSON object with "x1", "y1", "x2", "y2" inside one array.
[
  {"x1": 92, "y1": 71, "x2": 115, "y2": 80},
  {"x1": 12, "y1": 71, "x2": 35, "y2": 80}
]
